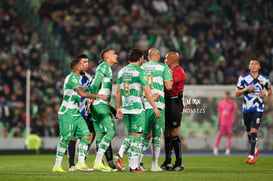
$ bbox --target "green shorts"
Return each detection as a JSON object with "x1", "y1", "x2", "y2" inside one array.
[
  {"x1": 91, "y1": 104, "x2": 115, "y2": 134},
  {"x1": 143, "y1": 109, "x2": 165, "y2": 136},
  {"x1": 58, "y1": 112, "x2": 90, "y2": 141},
  {"x1": 123, "y1": 111, "x2": 145, "y2": 133}
]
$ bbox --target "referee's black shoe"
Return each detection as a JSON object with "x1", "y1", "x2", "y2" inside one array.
[
  {"x1": 172, "y1": 164, "x2": 184, "y2": 171},
  {"x1": 160, "y1": 161, "x2": 172, "y2": 171}
]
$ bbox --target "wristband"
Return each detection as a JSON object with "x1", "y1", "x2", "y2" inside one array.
[{"x1": 265, "y1": 91, "x2": 268, "y2": 97}]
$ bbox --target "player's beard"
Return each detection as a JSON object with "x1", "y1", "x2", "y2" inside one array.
[{"x1": 80, "y1": 71, "x2": 85, "y2": 75}]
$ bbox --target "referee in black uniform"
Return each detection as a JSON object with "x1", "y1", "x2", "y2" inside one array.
[{"x1": 161, "y1": 52, "x2": 186, "y2": 171}]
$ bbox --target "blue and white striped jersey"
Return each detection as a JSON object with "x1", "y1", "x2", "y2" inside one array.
[
  {"x1": 79, "y1": 72, "x2": 94, "y2": 116},
  {"x1": 237, "y1": 73, "x2": 271, "y2": 112}
]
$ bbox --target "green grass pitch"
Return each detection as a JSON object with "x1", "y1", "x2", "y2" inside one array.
[{"x1": 0, "y1": 154, "x2": 273, "y2": 181}]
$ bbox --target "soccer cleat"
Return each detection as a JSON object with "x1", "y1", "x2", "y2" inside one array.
[
  {"x1": 52, "y1": 166, "x2": 67, "y2": 173},
  {"x1": 75, "y1": 163, "x2": 94, "y2": 172},
  {"x1": 113, "y1": 155, "x2": 123, "y2": 171},
  {"x1": 93, "y1": 162, "x2": 111, "y2": 172},
  {"x1": 139, "y1": 162, "x2": 146, "y2": 171},
  {"x1": 108, "y1": 160, "x2": 117, "y2": 170},
  {"x1": 160, "y1": 162, "x2": 173, "y2": 171},
  {"x1": 172, "y1": 164, "x2": 185, "y2": 171},
  {"x1": 151, "y1": 166, "x2": 163, "y2": 172},
  {"x1": 254, "y1": 147, "x2": 260, "y2": 162},
  {"x1": 130, "y1": 168, "x2": 143, "y2": 173},
  {"x1": 68, "y1": 166, "x2": 76, "y2": 172},
  {"x1": 225, "y1": 149, "x2": 230, "y2": 155},
  {"x1": 213, "y1": 148, "x2": 218, "y2": 155},
  {"x1": 245, "y1": 156, "x2": 256, "y2": 164},
  {"x1": 104, "y1": 164, "x2": 114, "y2": 172}
]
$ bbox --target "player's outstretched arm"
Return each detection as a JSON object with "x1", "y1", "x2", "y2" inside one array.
[{"x1": 74, "y1": 87, "x2": 107, "y2": 100}]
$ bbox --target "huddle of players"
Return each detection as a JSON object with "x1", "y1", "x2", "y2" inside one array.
[{"x1": 52, "y1": 47, "x2": 185, "y2": 173}]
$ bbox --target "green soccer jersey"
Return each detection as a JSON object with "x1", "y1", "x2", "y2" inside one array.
[
  {"x1": 58, "y1": 72, "x2": 82, "y2": 115},
  {"x1": 91, "y1": 61, "x2": 113, "y2": 106},
  {"x1": 141, "y1": 61, "x2": 173, "y2": 109},
  {"x1": 117, "y1": 64, "x2": 148, "y2": 114}
]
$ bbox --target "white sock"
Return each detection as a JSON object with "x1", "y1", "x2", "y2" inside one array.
[
  {"x1": 131, "y1": 157, "x2": 138, "y2": 169},
  {"x1": 152, "y1": 144, "x2": 160, "y2": 168},
  {"x1": 118, "y1": 146, "x2": 126, "y2": 158},
  {"x1": 54, "y1": 156, "x2": 63, "y2": 167},
  {"x1": 94, "y1": 153, "x2": 104, "y2": 163}
]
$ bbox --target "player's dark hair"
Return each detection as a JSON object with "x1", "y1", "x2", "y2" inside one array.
[
  {"x1": 76, "y1": 54, "x2": 88, "y2": 59},
  {"x1": 70, "y1": 58, "x2": 80, "y2": 69},
  {"x1": 100, "y1": 48, "x2": 112, "y2": 61},
  {"x1": 250, "y1": 59, "x2": 260, "y2": 64},
  {"x1": 128, "y1": 48, "x2": 143, "y2": 62}
]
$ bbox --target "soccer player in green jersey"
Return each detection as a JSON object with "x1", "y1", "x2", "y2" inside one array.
[
  {"x1": 115, "y1": 48, "x2": 161, "y2": 173},
  {"x1": 91, "y1": 48, "x2": 118, "y2": 172},
  {"x1": 139, "y1": 48, "x2": 173, "y2": 171},
  {"x1": 52, "y1": 57, "x2": 107, "y2": 173}
]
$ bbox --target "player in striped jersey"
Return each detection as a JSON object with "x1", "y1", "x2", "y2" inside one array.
[
  {"x1": 67, "y1": 54, "x2": 94, "y2": 171},
  {"x1": 67, "y1": 54, "x2": 116, "y2": 171},
  {"x1": 52, "y1": 57, "x2": 107, "y2": 173},
  {"x1": 235, "y1": 59, "x2": 272, "y2": 164},
  {"x1": 115, "y1": 48, "x2": 161, "y2": 173},
  {"x1": 91, "y1": 48, "x2": 118, "y2": 172},
  {"x1": 139, "y1": 48, "x2": 173, "y2": 172}
]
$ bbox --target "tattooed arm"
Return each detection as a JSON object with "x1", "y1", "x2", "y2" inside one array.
[{"x1": 74, "y1": 87, "x2": 107, "y2": 100}]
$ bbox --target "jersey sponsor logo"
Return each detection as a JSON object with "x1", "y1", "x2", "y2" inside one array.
[{"x1": 72, "y1": 78, "x2": 78, "y2": 83}]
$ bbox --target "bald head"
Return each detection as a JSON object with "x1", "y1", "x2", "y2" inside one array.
[
  {"x1": 165, "y1": 52, "x2": 180, "y2": 68},
  {"x1": 148, "y1": 48, "x2": 160, "y2": 62}
]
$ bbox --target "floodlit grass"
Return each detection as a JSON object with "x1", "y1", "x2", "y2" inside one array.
[{"x1": 0, "y1": 154, "x2": 273, "y2": 181}]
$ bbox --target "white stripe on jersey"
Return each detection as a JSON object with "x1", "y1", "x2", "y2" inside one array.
[
  {"x1": 118, "y1": 70, "x2": 140, "y2": 78},
  {"x1": 64, "y1": 89, "x2": 79, "y2": 96},
  {"x1": 152, "y1": 76, "x2": 164, "y2": 85},
  {"x1": 102, "y1": 77, "x2": 111, "y2": 83},
  {"x1": 61, "y1": 101, "x2": 79, "y2": 109},
  {"x1": 143, "y1": 64, "x2": 164, "y2": 71},
  {"x1": 144, "y1": 101, "x2": 165, "y2": 110},
  {"x1": 120, "y1": 82, "x2": 142, "y2": 91},
  {"x1": 121, "y1": 95, "x2": 143, "y2": 106},
  {"x1": 98, "y1": 88, "x2": 111, "y2": 96},
  {"x1": 122, "y1": 108, "x2": 144, "y2": 114},
  {"x1": 93, "y1": 99, "x2": 108, "y2": 105}
]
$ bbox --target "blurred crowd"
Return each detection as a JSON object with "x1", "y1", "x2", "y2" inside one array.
[
  {"x1": 0, "y1": 0, "x2": 62, "y2": 137},
  {"x1": 0, "y1": 0, "x2": 273, "y2": 138},
  {"x1": 38, "y1": 0, "x2": 273, "y2": 84}
]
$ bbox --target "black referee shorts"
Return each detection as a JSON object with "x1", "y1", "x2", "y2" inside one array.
[
  {"x1": 83, "y1": 114, "x2": 95, "y2": 133},
  {"x1": 165, "y1": 96, "x2": 183, "y2": 128}
]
